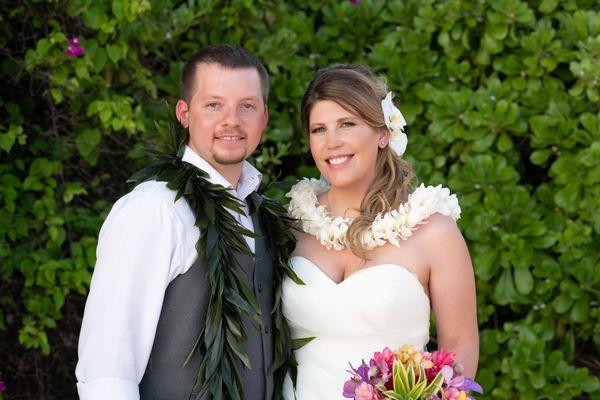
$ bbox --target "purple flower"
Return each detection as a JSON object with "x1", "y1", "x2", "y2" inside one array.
[
  {"x1": 460, "y1": 377, "x2": 483, "y2": 394},
  {"x1": 441, "y1": 365, "x2": 465, "y2": 387},
  {"x1": 343, "y1": 357, "x2": 392, "y2": 398},
  {"x1": 0, "y1": 377, "x2": 5, "y2": 392},
  {"x1": 343, "y1": 361, "x2": 370, "y2": 397},
  {"x1": 368, "y1": 357, "x2": 391, "y2": 386},
  {"x1": 349, "y1": 0, "x2": 361, "y2": 4},
  {"x1": 440, "y1": 365, "x2": 484, "y2": 399},
  {"x1": 66, "y1": 36, "x2": 84, "y2": 57}
]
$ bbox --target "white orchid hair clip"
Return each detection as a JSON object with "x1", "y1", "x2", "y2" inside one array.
[{"x1": 381, "y1": 91, "x2": 407, "y2": 157}]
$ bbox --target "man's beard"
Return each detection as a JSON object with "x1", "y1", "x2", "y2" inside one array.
[
  {"x1": 213, "y1": 151, "x2": 246, "y2": 165},
  {"x1": 212, "y1": 128, "x2": 247, "y2": 165}
]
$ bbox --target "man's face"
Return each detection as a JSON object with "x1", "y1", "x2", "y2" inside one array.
[{"x1": 177, "y1": 63, "x2": 268, "y2": 168}]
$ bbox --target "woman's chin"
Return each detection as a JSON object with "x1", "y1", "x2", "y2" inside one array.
[{"x1": 324, "y1": 173, "x2": 362, "y2": 189}]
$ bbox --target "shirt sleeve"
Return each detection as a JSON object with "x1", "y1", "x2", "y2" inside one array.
[{"x1": 75, "y1": 196, "x2": 185, "y2": 400}]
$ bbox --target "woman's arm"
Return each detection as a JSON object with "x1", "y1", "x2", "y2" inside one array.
[{"x1": 426, "y1": 214, "x2": 479, "y2": 378}]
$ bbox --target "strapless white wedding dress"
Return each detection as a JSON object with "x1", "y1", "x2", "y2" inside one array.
[
  {"x1": 282, "y1": 181, "x2": 461, "y2": 399},
  {"x1": 282, "y1": 256, "x2": 430, "y2": 399}
]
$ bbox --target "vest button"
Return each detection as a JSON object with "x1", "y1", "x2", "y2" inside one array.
[
  {"x1": 258, "y1": 283, "x2": 263, "y2": 292},
  {"x1": 264, "y1": 327, "x2": 269, "y2": 334}
]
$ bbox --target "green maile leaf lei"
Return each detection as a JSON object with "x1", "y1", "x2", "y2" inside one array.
[{"x1": 128, "y1": 120, "x2": 303, "y2": 400}]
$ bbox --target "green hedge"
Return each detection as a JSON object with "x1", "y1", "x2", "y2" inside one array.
[{"x1": 1, "y1": 0, "x2": 599, "y2": 398}]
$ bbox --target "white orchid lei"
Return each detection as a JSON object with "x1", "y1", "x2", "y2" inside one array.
[
  {"x1": 286, "y1": 178, "x2": 461, "y2": 251},
  {"x1": 382, "y1": 91, "x2": 408, "y2": 157}
]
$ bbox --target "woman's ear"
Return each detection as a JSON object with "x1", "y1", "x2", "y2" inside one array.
[{"x1": 378, "y1": 127, "x2": 390, "y2": 148}]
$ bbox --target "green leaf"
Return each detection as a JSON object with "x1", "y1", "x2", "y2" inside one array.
[
  {"x1": 494, "y1": 268, "x2": 519, "y2": 305},
  {"x1": 76, "y1": 128, "x2": 101, "y2": 158},
  {"x1": 106, "y1": 44, "x2": 121, "y2": 63},
  {"x1": 112, "y1": 0, "x2": 127, "y2": 21},
  {"x1": 530, "y1": 149, "x2": 552, "y2": 165},
  {"x1": 553, "y1": 294, "x2": 573, "y2": 314},
  {"x1": 514, "y1": 265, "x2": 534, "y2": 295},
  {"x1": 36, "y1": 38, "x2": 52, "y2": 57},
  {"x1": 570, "y1": 298, "x2": 589, "y2": 322}
]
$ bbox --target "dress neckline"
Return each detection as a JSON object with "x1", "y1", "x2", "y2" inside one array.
[{"x1": 289, "y1": 255, "x2": 430, "y2": 302}]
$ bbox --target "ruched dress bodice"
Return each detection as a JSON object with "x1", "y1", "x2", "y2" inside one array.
[{"x1": 282, "y1": 256, "x2": 430, "y2": 399}]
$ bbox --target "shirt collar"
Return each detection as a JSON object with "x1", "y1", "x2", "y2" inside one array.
[{"x1": 182, "y1": 145, "x2": 262, "y2": 201}]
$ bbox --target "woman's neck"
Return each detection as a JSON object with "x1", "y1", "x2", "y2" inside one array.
[{"x1": 321, "y1": 180, "x2": 372, "y2": 219}]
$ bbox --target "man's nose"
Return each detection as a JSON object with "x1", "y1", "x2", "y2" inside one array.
[{"x1": 222, "y1": 106, "x2": 241, "y2": 127}]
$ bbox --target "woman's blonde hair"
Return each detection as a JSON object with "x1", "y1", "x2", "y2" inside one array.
[{"x1": 300, "y1": 64, "x2": 416, "y2": 259}]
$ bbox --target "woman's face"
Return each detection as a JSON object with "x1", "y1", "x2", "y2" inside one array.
[{"x1": 308, "y1": 100, "x2": 388, "y2": 190}]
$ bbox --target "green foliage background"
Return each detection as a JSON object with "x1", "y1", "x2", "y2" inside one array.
[{"x1": 1, "y1": 0, "x2": 599, "y2": 398}]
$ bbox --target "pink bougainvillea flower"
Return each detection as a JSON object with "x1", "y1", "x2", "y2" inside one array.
[
  {"x1": 0, "y1": 376, "x2": 5, "y2": 392},
  {"x1": 349, "y1": 0, "x2": 361, "y2": 4},
  {"x1": 66, "y1": 36, "x2": 84, "y2": 57}
]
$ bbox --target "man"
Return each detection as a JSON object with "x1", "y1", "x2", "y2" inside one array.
[{"x1": 76, "y1": 44, "x2": 275, "y2": 399}]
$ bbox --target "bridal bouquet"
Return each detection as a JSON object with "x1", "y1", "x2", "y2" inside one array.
[{"x1": 343, "y1": 345, "x2": 483, "y2": 400}]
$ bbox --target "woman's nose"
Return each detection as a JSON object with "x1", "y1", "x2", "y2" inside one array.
[{"x1": 326, "y1": 129, "x2": 343, "y2": 148}]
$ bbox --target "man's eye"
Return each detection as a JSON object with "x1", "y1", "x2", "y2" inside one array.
[
  {"x1": 241, "y1": 103, "x2": 256, "y2": 110},
  {"x1": 207, "y1": 102, "x2": 220, "y2": 109}
]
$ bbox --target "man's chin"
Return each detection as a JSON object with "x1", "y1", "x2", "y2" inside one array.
[{"x1": 213, "y1": 153, "x2": 247, "y2": 166}]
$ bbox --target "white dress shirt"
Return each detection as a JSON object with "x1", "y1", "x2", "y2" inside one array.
[{"x1": 75, "y1": 146, "x2": 262, "y2": 400}]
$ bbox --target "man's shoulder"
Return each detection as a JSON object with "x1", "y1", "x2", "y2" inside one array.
[
  {"x1": 125, "y1": 180, "x2": 177, "y2": 202},
  {"x1": 112, "y1": 180, "x2": 193, "y2": 218}
]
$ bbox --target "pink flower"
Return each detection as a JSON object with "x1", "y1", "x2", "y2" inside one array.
[
  {"x1": 354, "y1": 382, "x2": 381, "y2": 400},
  {"x1": 66, "y1": 37, "x2": 84, "y2": 57},
  {"x1": 373, "y1": 347, "x2": 395, "y2": 371},
  {"x1": 427, "y1": 349, "x2": 456, "y2": 381}
]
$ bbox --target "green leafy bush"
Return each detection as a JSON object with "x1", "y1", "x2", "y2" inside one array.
[{"x1": 0, "y1": 0, "x2": 598, "y2": 398}]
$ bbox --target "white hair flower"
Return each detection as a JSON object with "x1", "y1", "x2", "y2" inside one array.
[{"x1": 381, "y1": 91, "x2": 408, "y2": 157}]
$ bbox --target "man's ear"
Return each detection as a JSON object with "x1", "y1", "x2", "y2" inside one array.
[
  {"x1": 262, "y1": 104, "x2": 269, "y2": 129},
  {"x1": 176, "y1": 99, "x2": 189, "y2": 128}
]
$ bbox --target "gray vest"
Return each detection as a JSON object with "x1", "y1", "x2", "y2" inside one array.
[{"x1": 139, "y1": 212, "x2": 275, "y2": 399}]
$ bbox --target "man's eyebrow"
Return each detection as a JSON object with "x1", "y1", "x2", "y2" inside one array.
[
  {"x1": 240, "y1": 96, "x2": 261, "y2": 101},
  {"x1": 200, "y1": 95, "x2": 261, "y2": 101}
]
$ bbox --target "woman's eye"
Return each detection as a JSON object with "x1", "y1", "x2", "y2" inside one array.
[
  {"x1": 341, "y1": 121, "x2": 355, "y2": 128},
  {"x1": 207, "y1": 102, "x2": 220, "y2": 109},
  {"x1": 311, "y1": 127, "x2": 325, "y2": 134}
]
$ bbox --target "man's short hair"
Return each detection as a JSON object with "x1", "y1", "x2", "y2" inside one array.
[{"x1": 181, "y1": 44, "x2": 269, "y2": 103}]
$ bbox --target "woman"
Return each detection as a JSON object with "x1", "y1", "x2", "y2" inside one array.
[{"x1": 282, "y1": 65, "x2": 479, "y2": 399}]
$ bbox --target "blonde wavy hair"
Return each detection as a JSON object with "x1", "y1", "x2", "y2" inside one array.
[{"x1": 300, "y1": 64, "x2": 416, "y2": 259}]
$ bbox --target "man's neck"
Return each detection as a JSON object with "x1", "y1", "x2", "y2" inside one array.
[
  {"x1": 185, "y1": 145, "x2": 244, "y2": 189},
  {"x1": 215, "y1": 163, "x2": 243, "y2": 188}
]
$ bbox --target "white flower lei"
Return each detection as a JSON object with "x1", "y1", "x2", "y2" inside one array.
[{"x1": 286, "y1": 178, "x2": 461, "y2": 250}]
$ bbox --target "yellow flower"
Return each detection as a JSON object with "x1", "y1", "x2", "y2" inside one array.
[{"x1": 394, "y1": 344, "x2": 433, "y2": 370}]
